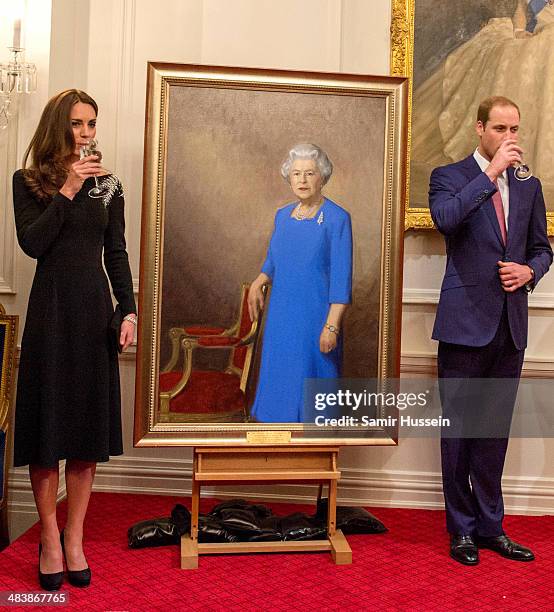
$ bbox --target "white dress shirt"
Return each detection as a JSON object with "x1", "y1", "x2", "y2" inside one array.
[{"x1": 473, "y1": 148, "x2": 509, "y2": 229}]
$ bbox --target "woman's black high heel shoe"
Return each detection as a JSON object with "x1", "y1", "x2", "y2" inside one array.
[
  {"x1": 60, "y1": 530, "x2": 91, "y2": 587},
  {"x1": 38, "y1": 543, "x2": 64, "y2": 591}
]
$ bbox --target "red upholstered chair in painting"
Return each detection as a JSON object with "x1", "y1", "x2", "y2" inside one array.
[
  {"x1": 162, "y1": 283, "x2": 250, "y2": 374},
  {"x1": 0, "y1": 304, "x2": 18, "y2": 550},
  {"x1": 159, "y1": 283, "x2": 267, "y2": 422}
]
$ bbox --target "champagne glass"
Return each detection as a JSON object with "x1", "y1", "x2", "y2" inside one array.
[
  {"x1": 513, "y1": 161, "x2": 532, "y2": 181},
  {"x1": 513, "y1": 145, "x2": 531, "y2": 181},
  {"x1": 79, "y1": 139, "x2": 107, "y2": 197}
]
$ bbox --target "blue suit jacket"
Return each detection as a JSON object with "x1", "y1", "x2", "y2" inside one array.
[{"x1": 430, "y1": 155, "x2": 552, "y2": 350}]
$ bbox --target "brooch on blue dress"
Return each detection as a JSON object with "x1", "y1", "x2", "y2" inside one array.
[{"x1": 317, "y1": 211, "x2": 324, "y2": 225}]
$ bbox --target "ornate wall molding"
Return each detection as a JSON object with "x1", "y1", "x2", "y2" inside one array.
[
  {"x1": 390, "y1": 0, "x2": 420, "y2": 230},
  {"x1": 91, "y1": 455, "x2": 554, "y2": 515},
  {"x1": 390, "y1": 0, "x2": 413, "y2": 78},
  {"x1": 403, "y1": 287, "x2": 554, "y2": 310},
  {"x1": 0, "y1": 110, "x2": 19, "y2": 294}
]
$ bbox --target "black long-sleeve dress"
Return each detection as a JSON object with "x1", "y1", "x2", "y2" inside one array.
[{"x1": 12, "y1": 170, "x2": 136, "y2": 467}]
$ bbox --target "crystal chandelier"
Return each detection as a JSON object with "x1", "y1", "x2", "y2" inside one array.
[{"x1": 0, "y1": 47, "x2": 37, "y2": 129}]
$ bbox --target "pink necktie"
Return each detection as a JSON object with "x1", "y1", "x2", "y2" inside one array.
[{"x1": 492, "y1": 180, "x2": 507, "y2": 245}]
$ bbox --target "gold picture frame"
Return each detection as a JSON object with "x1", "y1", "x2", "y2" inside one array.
[
  {"x1": 392, "y1": 0, "x2": 554, "y2": 234},
  {"x1": 1, "y1": 304, "x2": 18, "y2": 549},
  {"x1": 134, "y1": 63, "x2": 408, "y2": 447}
]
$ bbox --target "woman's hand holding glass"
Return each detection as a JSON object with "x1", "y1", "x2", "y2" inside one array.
[{"x1": 59, "y1": 155, "x2": 102, "y2": 200}]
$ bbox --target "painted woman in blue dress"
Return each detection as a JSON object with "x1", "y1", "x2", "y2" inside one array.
[{"x1": 248, "y1": 144, "x2": 352, "y2": 423}]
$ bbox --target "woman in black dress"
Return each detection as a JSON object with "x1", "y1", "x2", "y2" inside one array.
[{"x1": 12, "y1": 89, "x2": 136, "y2": 590}]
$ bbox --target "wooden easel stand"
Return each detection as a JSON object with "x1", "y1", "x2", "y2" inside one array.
[{"x1": 181, "y1": 446, "x2": 352, "y2": 568}]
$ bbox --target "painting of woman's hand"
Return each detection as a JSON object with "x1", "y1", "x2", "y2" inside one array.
[{"x1": 319, "y1": 327, "x2": 338, "y2": 354}]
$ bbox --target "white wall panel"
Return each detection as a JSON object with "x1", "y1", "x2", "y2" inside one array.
[
  {"x1": 48, "y1": 0, "x2": 90, "y2": 95},
  {"x1": 0, "y1": 0, "x2": 53, "y2": 296},
  {"x1": 340, "y1": 0, "x2": 390, "y2": 74},
  {"x1": 201, "y1": 0, "x2": 342, "y2": 71}
]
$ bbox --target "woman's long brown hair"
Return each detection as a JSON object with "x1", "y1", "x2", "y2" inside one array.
[{"x1": 22, "y1": 89, "x2": 98, "y2": 202}]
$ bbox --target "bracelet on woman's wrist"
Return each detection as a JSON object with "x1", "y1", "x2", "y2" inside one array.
[
  {"x1": 123, "y1": 314, "x2": 137, "y2": 325},
  {"x1": 324, "y1": 323, "x2": 339, "y2": 335}
]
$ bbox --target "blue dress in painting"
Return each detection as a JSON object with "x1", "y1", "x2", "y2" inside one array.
[{"x1": 250, "y1": 198, "x2": 352, "y2": 423}]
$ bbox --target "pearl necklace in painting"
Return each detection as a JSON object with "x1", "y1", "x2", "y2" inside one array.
[{"x1": 293, "y1": 197, "x2": 323, "y2": 221}]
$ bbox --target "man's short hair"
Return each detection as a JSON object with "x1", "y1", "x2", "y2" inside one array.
[{"x1": 477, "y1": 96, "x2": 520, "y2": 125}]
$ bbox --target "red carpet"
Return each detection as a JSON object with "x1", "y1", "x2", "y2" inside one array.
[{"x1": 0, "y1": 492, "x2": 552, "y2": 611}]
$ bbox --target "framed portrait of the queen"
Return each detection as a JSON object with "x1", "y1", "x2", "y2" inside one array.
[{"x1": 134, "y1": 63, "x2": 408, "y2": 447}]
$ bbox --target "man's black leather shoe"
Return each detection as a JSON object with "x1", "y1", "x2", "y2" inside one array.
[
  {"x1": 450, "y1": 535, "x2": 479, "y2": 565},
  {"x1": 476, "y1": 534, "x2": 535, "y2": 561}
]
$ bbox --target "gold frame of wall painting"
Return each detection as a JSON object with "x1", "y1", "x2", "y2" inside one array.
[
  {"x1": 390, "y1": 0, "x2": 429, "y2": 231},
  {"x1": 134, "y1": 63, "x2": 408, "y2": 448},
  {"x1": 0, "y1": 304, "x2": 18, "y2": 549},
  {"x1": 391, "y1": 0, "x2": 554, "y2": 235}
]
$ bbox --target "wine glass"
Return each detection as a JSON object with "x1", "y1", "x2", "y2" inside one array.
[
  {"x1": 513, "y1": 161, "x2": 532, "y2": 181},
  {"x1": 79, "y1": 139, "x2": 107, "y2": 197}
]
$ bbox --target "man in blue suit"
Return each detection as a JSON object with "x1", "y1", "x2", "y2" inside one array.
[{"x1": 430, "y1": 96, "x2": 552, "y2": 566}]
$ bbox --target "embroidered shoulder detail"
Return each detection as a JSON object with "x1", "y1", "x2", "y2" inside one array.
[{"x1": 97, "y1": 175, "x2": 124, "y2": 208}]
